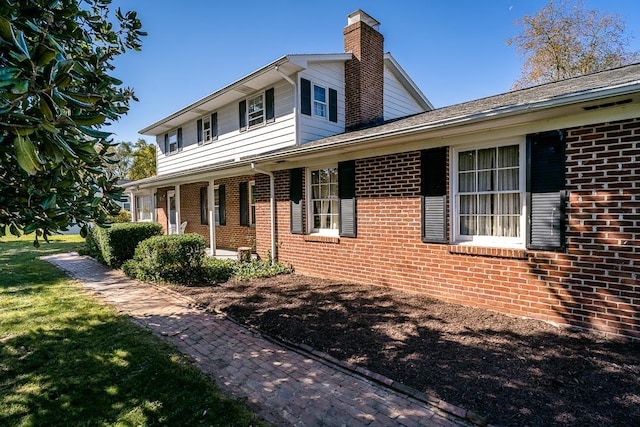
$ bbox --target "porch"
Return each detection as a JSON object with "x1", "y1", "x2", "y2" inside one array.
[{"x1": 207, "y1": 248, "x2": 257, "y2": 261}]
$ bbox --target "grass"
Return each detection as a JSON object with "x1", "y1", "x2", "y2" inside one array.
[{"x1": 0, "y1": 234, "x2": 264, "y2": 426}]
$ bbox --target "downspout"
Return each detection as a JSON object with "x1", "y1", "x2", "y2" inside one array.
[
  {"x1": 276, "y1": 66, "x2": 299, "y2": 145},
  {"x1": 251, "y1": 163, "x2": 276, "y2": 265}
]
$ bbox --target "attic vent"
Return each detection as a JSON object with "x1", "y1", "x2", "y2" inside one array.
[{"x1": 583, "y1": 98, "x2": 632, "y2": 111}]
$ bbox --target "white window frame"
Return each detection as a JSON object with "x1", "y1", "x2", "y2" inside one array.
[
  {"x1": 135, "y1": 194, "x2": 152, "y2": 222},
  {"x1": 313, "y1": 83, "x2": 328, "y2": 119},
  {"x1": 451, "y1": 139, "x2": 527, "y2": 248},
  {"x1": 306, "y1": 165, "x2": 339, "y2": 236},
  {"x1": 199, "y1": 115, "x2": 212, "y2": 145},
  {"x1": 248, "y1": 181, "x2": 256, "y2": 226},
  {"x1": 247, "y1": 92, "x2": 265, "y2": 128},
  {"x1": 167, "y1": 130, "x2": 178, "y2": 154}
]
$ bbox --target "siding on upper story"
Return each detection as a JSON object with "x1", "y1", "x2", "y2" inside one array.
[
  {"x1": 156, "y1": 81, "x2": 295, "y2": 176},
  {"x1": 383, "y1": 66, "x2": 425, "y2": 119},
  {"x1": 299, "y1": 61, "x2": 346, "y2": 144}
]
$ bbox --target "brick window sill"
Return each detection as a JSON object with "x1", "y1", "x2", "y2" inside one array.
[
  {"x1": 303, "y1": 235, "x2": 340, "y2": 244},
  {"x1": 448, "y1": 245, "x2": 528, "y2": 260}
]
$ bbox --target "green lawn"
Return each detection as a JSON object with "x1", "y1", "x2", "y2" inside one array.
[{"x1": 0, "y1": 234, "x2": 264, "y2": 426}]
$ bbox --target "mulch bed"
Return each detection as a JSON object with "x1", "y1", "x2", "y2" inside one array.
[{"x1": 174, "y1": 274, "x2": 640, "y2": 427}]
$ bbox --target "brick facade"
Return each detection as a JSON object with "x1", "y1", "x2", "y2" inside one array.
[
  {"x1": 255, "y1": 118, "x2": 640, "y2": 339},
  {"x1": 155, "y1": 176, "x2": 256, "y2": 250}
]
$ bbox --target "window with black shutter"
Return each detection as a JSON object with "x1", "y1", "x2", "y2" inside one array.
[
  {"x1": 300, "y1": 78, "x2": 311, "y2": 116},
  {"x1": 421, "y1": 147, "x2": 448, "y2": 243},
  {"x1": 239, "y1": 182, "x2": 248, "y2": 226},
  {"x1": 218, "y1": 185, "x2": 226, "y2": 226},
  {"x1": 200, "y1": 186, "x2": 208, "y2": 225},
  {"x1": 265, "y1": 88, "x2": 275, "y2": 123},
  {"x1": 338, "y1": 160, "x2": 356, "y2": 237},
  {"x1": 527, "y1": 130, "x2": 566, "y2": 251},
  {"x1": 239, "y1": 100, "x2": 247, "y2": 131},
  {"x1": 290, "y1": 168, "x2": 304, "y2": 234}
]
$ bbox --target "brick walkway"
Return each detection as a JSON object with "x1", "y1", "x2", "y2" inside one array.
[{"x1": 42, "y1": 253, "x2": 474, "y2": 427}]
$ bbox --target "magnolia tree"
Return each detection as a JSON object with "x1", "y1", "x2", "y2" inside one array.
[{"x1": 0, "y1": 0, "x2": 145, "y2": 245}]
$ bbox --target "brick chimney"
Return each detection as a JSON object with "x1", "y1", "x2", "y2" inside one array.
[{"x1": 344, "y1": 10, "x2": 384, "y2": 131}]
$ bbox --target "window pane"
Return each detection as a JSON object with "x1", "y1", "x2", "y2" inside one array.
[
  {"x1": 478, "y1": 170, "x2": 494, "y2": 191},
  {"x1": 498, "y1": 193, "x2": 520, "y2": 215},
  {"x1": 459, "y1": 171, "x2": 475, "y2": 192},
  {"x1": 460, "y1": 216, "x2": 475, "y2": 235},
  {"x1": 477, "y1": 148, "x2": 495, "y2": 170},
  {"x1": 498, "y1": 145, "x2": 519, "y2": 167},
  {"x1": 460, "y1": 195, "x2": 475, "y2": 214},
  {"x1": 459, "y1": 151, "x2": 475, "y2": 171},
  {"x1": 314, "y1": 85, "x2": 326, "y2": 102},
  {"x1": 497, "y1": 169, "x2": 519, "y2": 191},
  {"x1": 314, "y1": 102, "x2": 326, "y2": 117},
  {"x1": 478, "y1": 194, "x2": 493, "y2": 214}
]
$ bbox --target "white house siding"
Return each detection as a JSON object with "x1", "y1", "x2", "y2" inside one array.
[
  {"x1": 156, "y1": 81, "x2": 295, "y2": 175},
  {"x1": 298, "y1": 62, "x2": 346, "y2": 144},
  {"x1": 383, "y1": 66, "x2": 424, "y2": 119}
]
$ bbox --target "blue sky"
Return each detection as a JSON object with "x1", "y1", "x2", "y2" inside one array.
[{"x1": 108, "y1": 0, "x2": 640, "y2": 145}]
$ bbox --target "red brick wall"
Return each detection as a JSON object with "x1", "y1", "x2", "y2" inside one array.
[
  {"x1": 256, "y1": 118, "x2": 640, "y2": 339},
  {"x1": 154, "y1": 177, "x2": 256, "y2": 250}
]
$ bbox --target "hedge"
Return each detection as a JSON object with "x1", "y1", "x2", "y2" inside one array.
[{"x1": 87, "y1": 222, "x2": 163, "y2": 267}]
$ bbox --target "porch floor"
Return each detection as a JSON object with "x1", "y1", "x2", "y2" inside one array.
[{"x1": 206, "y1": 248, "x2": 257, "y2": 261}]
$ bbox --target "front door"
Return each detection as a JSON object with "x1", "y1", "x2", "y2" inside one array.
[{"x1": 167, "y1": 190, "x2": 177, "y2": 234}]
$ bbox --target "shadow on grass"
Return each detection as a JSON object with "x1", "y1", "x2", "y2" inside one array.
[
  {"x1": 180, "y1": 276, "x2": 640, "y2": 427},
  {"x1": 0, "y1": 238, "x2": 262, "y2": 427}
]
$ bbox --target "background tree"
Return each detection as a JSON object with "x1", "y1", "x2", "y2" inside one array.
[
  {"x1": 127, "y1": 139, "x2": 156, "y2": 180},
  {"x1": 104, "y1": 141, "x2": 134, "y2": 180},
  {"x1": 0, "y1": 0, "x2": 145, "y2": 244},
  {"x1": 508, "y1": 0, "x2": 639, "y2": 89}
]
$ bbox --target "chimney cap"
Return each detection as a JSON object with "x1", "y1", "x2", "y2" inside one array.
[{"x1": 347, "y1": 9, "x2": 380, "y2": 30}]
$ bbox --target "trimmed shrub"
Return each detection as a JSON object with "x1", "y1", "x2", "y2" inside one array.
[
  {"x1": 87, "y1": 222, "x2": 163, "y2": 267},
  {"x1": 126, "y1": 234, "x2": 208, "y2": 285},
  {"x1": 202, "y1": 257, "x2": 236, "y2": 284},
  {"x1": 108, "y1": 209, "x2": 132, "y2": 223},
  {"x1": 232, "y1": 259, "x2": 293, "y2": 280}
]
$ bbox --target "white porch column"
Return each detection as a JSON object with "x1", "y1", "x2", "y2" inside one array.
[
  {"x1": 175, "y1": 184, "x2": 181, "y2": 233},
  {"x1": 151, "y1": 187, "x2": 157, "y2": 222},
  {"x1": 130, "y1": 192, "x2": 137, "y2": 222},
  {"x1": 208, "y1": 179, "x2": 216, "y2": 256}
]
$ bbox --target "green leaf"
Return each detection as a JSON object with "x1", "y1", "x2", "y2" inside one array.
[
  {"x1": 58, "y1": 91, "x2": 93, "y2": 108},
  {"x1": 77, "y1": 125, "x2": 112, "y2": 139},
  {"x1": 0, "y1": 16, "x2": 13, "y2": 41},
  {"x1": 35, "y1": 44, "x2": 57, "y2": 67},
  {"x1": 10, "y1": 80, "x2": 29, "y2": 94},
  {"x1": 14, "y1": 134, "x2": 41, "y2": 175},
  {"x1": 71, "y1": 114, "x2": 106, "y2": 126},
  {"x1": 42, "y1": 194, "x2": 57, "y2": 210},
  {"x1": 0, "y1": 67, "x2": 21, "y2": 80},
  {"x1": 13, "y1": 30, "x2": 30, "y2": 59},
  {"x1": 39, "y1": 93, "x2": 57, "y2": 121}
]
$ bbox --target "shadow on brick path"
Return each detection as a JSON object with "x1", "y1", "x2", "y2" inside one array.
[{"x1": 42, "y1": 252, "x2": 475, "y2": 427}]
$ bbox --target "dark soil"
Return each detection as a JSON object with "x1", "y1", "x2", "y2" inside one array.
[{"x1": 174, "y1": 274, "x2": 640, "y2": 427}]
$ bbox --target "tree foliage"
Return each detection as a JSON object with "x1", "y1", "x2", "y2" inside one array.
[
  {"x1": 508, "y1": 0, "x2": 639, "y2": 89},
  {"x1": 127, "y1": 138, "x2": 156, "y2": 180},
  {"x1": 0, "y1": 0, "x2": 145, "y2": 244}
]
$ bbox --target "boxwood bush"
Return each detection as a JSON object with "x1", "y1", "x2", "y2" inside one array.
[
  {"x1": 123, "y1": 234, "x2": 209, "y2": 285},
  {"x1": 87, "y1": 222, "x2": 163, "y2": 267}
]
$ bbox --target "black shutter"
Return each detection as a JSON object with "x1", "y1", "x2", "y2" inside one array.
[
  {"x1": 197, "y1": 119, "x2": 203, "y2": 144},
  {"x1": 527, "y1": 130, "x2": 566, "y2": 250},
  {"x1": 239, "y1": 182, "x2": 248, "y2": 226},
  {"x1": 421, "y1": 147, "x2": 447, "y2": 243},
  {"x1": 338, "y1": 160, "x2": 357, "y2": 237},
  {"x1": 177, "y1": 128, "x2": 183, "y2": 150},
  {"x1": 329, "y1": 88, "x2": 338, "y2": 123},
  {"x1": 211, "y1": 113, "x2": 218, "y2": 139},
  {"x1": 290, "y1": 168, "x2": 304, "y2": 234},
  {"x1": 164, "y1": 133, "x2": 168, "y2": 154},
  {"x1": 200, "y1": 186, "x2": 208, "y2": 225},
  {"x1": 218, "y1": 185, "x2": 226, "y2": 226},
  {"x1": 300, "y1": 78, "x2": 311, "y2": 116},
  {"x1": 239, "y1": 100, "x2": 247, "y2": 131},
  {"x1": 265, "y1": 88, "x2": 275, "y2": 123}
]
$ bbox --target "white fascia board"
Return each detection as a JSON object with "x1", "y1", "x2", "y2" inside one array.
[
  {"x1": 287, "y1": 53, "x2": 352, "y2": 68},
  {"x1": 384, "y1": 53, "x2": 434, "y2": 111},
  {"x1": 139, "y1": 55, "x2": 303, "y2": 136}
]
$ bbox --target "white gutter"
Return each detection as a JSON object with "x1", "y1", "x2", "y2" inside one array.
[
  {"x1": 276, "y1": 66, "x2": 299, "y2": 145},
  {"x1": 251, "y1": 163, "x2": 276, "y2": 265}
]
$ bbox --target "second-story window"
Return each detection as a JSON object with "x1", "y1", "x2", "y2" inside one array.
[
  {"x1": 164, "y1": 128, "x2": 182, "y2": 155},
  {"x1": 313, "y1": 85, "x2": 327, "y2": 118},
  {"x1": 239, "y1": 88, "x2": 275, "y2": 132},
  {"x1": 248, "y1": 94, "x2": 264, "y2": 128},
  {"x1": 197, "y1": 113, "x2": 218, "y2": 145}
]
